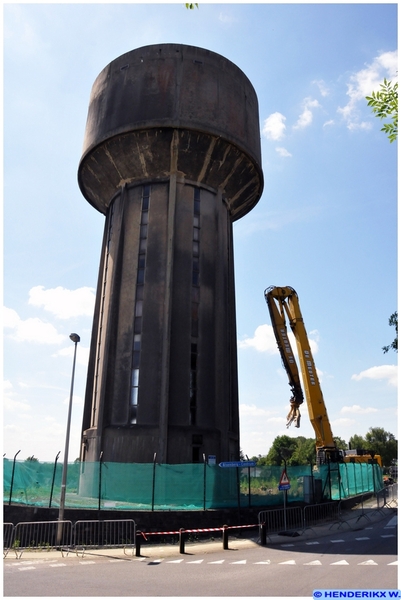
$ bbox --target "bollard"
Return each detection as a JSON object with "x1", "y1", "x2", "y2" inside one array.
[
  {"x1": 259, "y1": 522, "x2": 266, "y2": 546},
  {"x1": 179, "y1": 528, "x2": 186, "y2": 554},
  {"x1": 223, "y1": 525, "x2": 229, "y2": 550},
  {"x1": 135, "y1": 532, "x2": 142, "y2": 557}
]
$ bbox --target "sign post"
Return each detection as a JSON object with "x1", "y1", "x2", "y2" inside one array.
[{"x1": 278, "y1": 469, "x2": 291, "y2": 531}]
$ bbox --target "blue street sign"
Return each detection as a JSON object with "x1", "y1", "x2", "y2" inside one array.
[{"x1": 219, "y1": 461, "x2": 257, "y2": 468}]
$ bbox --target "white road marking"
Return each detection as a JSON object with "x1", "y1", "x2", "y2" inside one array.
[
  {"x1": 208, "y1": 560, "x2": 225, "y2": 564},
  {"x1": 381, "y1": 534, "x2": 396, "y2": 538},
  {"x1": 49, "y1": 563, "x2": 67, "y2": 568},
  {"x1": 306, "y1": 541, "x2": 319, "y2": 545},
  {"x1": 330, "y1": 560, "x2": 349, "y2": 565},
  {"x1": 186, "y1": 559, "x2": 204, "y2": 563},
  {"x1": 388, "y1": 560, "x2": 398, "y2": 566},
  {"x1": 166, "y1": 559, "x2": 184, "y2": 563},
  {"x1": 279, "y1": 559, "x2": 296, "y2": 565},
  {"x1": 304, "y1": 560, "x2": 322, "y2": 565},
  {"x1": 79, "y1": 561, "x2": 96, "y2": 565},
  {"x1": 18, "y1": 566, "x2": 36, "y2": 571},
  {"x1": 355, "y1": 537, "x2": 370, "y2": 541},
  {"x1": 230, "y1": 560, "x2": 246, "y2": 564},
  {"x1": 358, "y1": 560, "x2": 378, "y2": 565},
  {"x1": 330, "y1": 539, "x2": 344, "y2": 543},
  {"x1": 254, "y1": 560, "x2": 271, "y2": 564}
]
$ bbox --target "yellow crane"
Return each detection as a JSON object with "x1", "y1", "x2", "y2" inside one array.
[{"x1": 264, "y1": 286, "x2": 381, "y2": 467}]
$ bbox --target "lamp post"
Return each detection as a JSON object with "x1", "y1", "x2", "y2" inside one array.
[{"x1": 57, "y1": 333, "x2": 80, "y2": 543}]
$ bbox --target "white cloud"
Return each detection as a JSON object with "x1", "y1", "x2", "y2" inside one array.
[
  {"x1": 276, "y1": 147, "x2": 292, "y2": 158},
  {"x1": 332, "y1": 417, "x2": 356, "y2": 427},
  {"x1": 218, "y1": 12, "x2": 237, "y2": 25},
  {"x1": 340, "y1": 404, "x2": 378, "y2": 415},
  {"x1": 238, "y1": 324, "x2": 278, "y2": 353},
  {"x1": 293, "y1": 98, "x2": 320, "y2": 130},
  {"x1": 346, "y1": 121, "x2": 372, "y2": 132},
  {"x1": 338, "y1": 50, "x2": 398, "y2": 130},
  {"x1": 3, "y1": 306, "x2": 65, "y2": 344},
  {"x1": 262, "y1": 112, "x2": 286, "y2": 141},
  {"x1": 55, "y1": 344, "x2": 90, "y2": 367},
  {"x1": 3, "y1": 380, "x2": 31, "y2": 413},
  {"x1": 63, "y1": 393, "x2": 84, "y2": 407},
  {"x1": 238, "y1": 323, "x2": 319, "y2": 357},
  {"x1": 351, "y1": 365, "x2": 398, "y2": 388},
  {"x1": 239, "y1": 403, "x2": 278, "y2": 418},
  {"x1": 313, "y1": 79, "x2": 330, "y2": 97},
  {"x1": 28, "y1": 285, "x2": 96, "y2": 319}
]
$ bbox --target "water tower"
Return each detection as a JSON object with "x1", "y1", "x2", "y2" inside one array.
[{"x1": 78, "y1": 44, "x2": 263, "y2": 464}]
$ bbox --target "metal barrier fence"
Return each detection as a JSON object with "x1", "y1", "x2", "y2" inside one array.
[
  {"x1": 303, "y1": 501, "x2": 340, "y2": 528},
  {"x1": 385, "y1": 483, "x2": 398, "y2": 507},
  {"x1": 74, "y1": 520, "x2": 136, "y2": 556},
  {"x1": 3, "y1": 523, "x2": 15, "y2": 558},
  {"x1": 258, "y1": 506, "x2": 303, "y2": 534},
  {"x1": 11, "y1": 520, "x2": 73, "y2": 558},
  {"x1": 4, "y1": 519, "x2": 136, "y2": 558}
]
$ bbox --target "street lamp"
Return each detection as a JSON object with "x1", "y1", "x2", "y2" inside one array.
[{"x1": 57, "y1": 334, "x2": 80, "y2": 542}]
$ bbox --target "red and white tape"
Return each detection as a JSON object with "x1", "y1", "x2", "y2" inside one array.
[{"x1": 138, "y1": 524, "x2": 258, "y2": 538}]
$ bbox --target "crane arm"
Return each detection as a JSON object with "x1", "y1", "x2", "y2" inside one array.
[
  {"x1": 264, "y1": 286, "x2": 304, "y2": 427},
  {"x1": 265, "y1": 286, "x2": 339, "y2": 461}
]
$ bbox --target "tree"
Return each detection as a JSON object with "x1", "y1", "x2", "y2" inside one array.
[
  {"x1": 382, "y1": 311, "x2": 398, "y2": 353},
  {"x1": 185, "y1": 3, "x2": 198, "y2": 8},
  {"x1": 264, "y1": 435, "x2": 298, "y2": 466},
  {"x1": 290, "y1": 437, "x2": 316, "y2": 465},
  {"x1": 366, "y1": 78, "x2": 398, "y2": 143},
  {"x1": 365, "y1": 427, "x2": 397, "y2": 467},
  {"x1": 333, "y1": 436, "x2": 347, "y2": 451},
  {"x1": 348, "y1": 428, "x2": 397, "y2": 468},
  {"x1": 348, "y1": 434, "x2": 366, "y2": 450}
]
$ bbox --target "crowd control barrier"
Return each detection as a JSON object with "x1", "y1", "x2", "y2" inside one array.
[
  {"x1": 11, "y1": 520, "x2": 73, "y2": 558},
  {"x1": 4, "y1": 519, "x2": 136, "y2": 558},
  {"x1": 74, "y1": 519, "x2": 136, "y2": 556}
]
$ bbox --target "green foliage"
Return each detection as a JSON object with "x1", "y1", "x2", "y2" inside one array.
[
  {"x1": 348, "y1": 434, "x2": 366, "y2": 449},
  {"x1": 258, "y1": 428, "x2": 397, "y2": 469},
  {"x1": 259, "y1": 435, "x2": 316, "y2": 466},
  {"x1": 333, "y1": 436, "x2": 347, "y2": 451},
  {"x1": 382, "y1": 311, "x2": 398, "y2": 353},
  {"x1": 185, "y1": 3, "x2": 198, "y2": 8},
  {"x1": 264, "y1": 435, "x2": 298, "y2": 465},
  {"x1": 290, "y1": 437, "x2": 316, "y2": 466},
  {"x1": 366, "y1": 79, "x2": 398, "y2": 143},
  {"x1": 348, "y1": 427, "x2": 397, "y2": 468}
]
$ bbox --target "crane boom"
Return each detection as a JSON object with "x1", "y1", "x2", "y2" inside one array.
[{"x1": 265, "y1": 286, "x2": 342, "y2": 464}]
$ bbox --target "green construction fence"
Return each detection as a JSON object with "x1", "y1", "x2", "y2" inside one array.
[{"x1": 4, "y1": 459, "x2": 383, "y2": 510}]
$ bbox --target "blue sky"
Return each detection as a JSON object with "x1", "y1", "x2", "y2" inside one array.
[{"x1": 3, "y1": 3, "x2": 398, "y2": 463}]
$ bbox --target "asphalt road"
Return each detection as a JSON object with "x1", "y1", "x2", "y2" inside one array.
[{"x1": 4, "y1": 512, "x2": 397, "y2": 597}]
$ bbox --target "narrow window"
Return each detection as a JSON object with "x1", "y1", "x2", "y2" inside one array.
[
  {"x1": 190, "y1": 187, "x2": 200, "y2": 425},
  {"x1": 130, "y1": 185, "x2": 150, "y2": 424}
]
